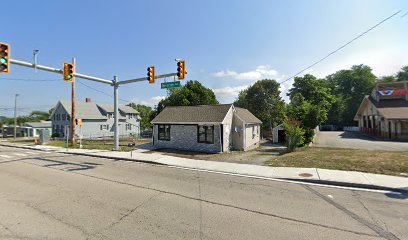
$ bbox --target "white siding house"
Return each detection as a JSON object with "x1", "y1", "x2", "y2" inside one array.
[{"x1": 50, "y1": 99, "x2": 140, "y2": 139}]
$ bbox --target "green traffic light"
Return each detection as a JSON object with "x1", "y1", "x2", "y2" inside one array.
[
  {"x1": 67, "y1": 75, "x2": 72, "y2": 79},
  {"x1": 0, "y1": 58, "x2": 6, "y2": 64}
]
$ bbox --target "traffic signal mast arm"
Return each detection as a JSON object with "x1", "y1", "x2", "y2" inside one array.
[
  {"x1": 10, "y1": 58, "x2": 112, "y2": 85},
  {"x1": 118, "y1": 72, "x2": 178, "y2": 85}
]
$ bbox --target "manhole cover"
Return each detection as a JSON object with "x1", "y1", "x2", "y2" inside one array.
[{"x1": 299, "y1": 173, "x2": 313, "y2": 178}]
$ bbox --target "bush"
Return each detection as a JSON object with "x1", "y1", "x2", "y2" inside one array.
[{"x1": 283, "y1": 118, "x2": 305, "y2": 152}]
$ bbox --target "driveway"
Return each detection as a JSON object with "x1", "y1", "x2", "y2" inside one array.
[{"x1": 314, "y1": 131, "x2": 408, "y2": 151}]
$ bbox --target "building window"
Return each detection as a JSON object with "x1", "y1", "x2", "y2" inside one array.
[
  {"x1": 126, "y1": 123, "x2": 132, "y2": 131},
  {"x1": 197, "y1": 125, "x2": 214, "y2": 144},
  {"x1": 100, "y1": 124, "x2": 109, "y2": 130},
  {"x1": 128, "y1": 114, "x2": 134, "y2": 119},
  {"x1": 62, "y1": 114, "x2": 66, "y2": 121},
  {"x1": 107, "y1": 113, "x2": 112, "y2": 119},
  {"x1": 158, "y1": 124, "x2": 171, "y2": 141}
]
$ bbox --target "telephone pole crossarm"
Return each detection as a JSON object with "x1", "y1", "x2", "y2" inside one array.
[
  {"x1": 119, "y1": 73, "x2": 178, "y2": 85},
  {"x1": 10, "y1": 59, "x2": 112, "y2": 85}
]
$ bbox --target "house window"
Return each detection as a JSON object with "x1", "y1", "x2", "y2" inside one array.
[
  {"x1": 158, "y1": 124, "x2": 171, "y2": 141},
  {"x1": 197, "y1": 125, "x2": 214, "y2": 144},
  {"x1": 62, "y1": 114, "x2": 66, "y2": 121},
  {"x1": 128, "y1": 114, "x2": 134, "y2": 119},
  {"x1": 100, "y1": 124, "x2": 109, "y2": 130},
  {"x1": 107, "y1": 113, "x2": 112, "y2": 119},
  {"x1": 126, "y1": 123, "x2": 132, "y2": 131}
]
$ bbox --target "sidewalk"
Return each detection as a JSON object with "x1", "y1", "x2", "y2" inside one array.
[{"x1": 2, "y1": 141, "x2": 408, "y2": 194}]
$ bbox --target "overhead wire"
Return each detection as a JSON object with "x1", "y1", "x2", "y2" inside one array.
[{"x1": 279, "y1": 10, "x2": 401, "y2": 84}]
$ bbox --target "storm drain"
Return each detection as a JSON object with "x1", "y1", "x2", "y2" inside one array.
[{"x1": 298, "y1": 173, "x2": 313, "y2": 178}]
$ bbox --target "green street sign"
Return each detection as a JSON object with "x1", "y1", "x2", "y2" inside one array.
[{"x1": 161, "y1": 81, "x2": 181, "y2": 89}]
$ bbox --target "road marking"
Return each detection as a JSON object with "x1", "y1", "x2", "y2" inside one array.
[
  {"x1": 0, "y1": 154, "x2": 11, "y2": 159},
  {"x1": 327, "y1": 194, "x2": 334, "y2": 199},
  {"x1": 25, "y1": 151, "x2": 37, "y2": 155},
  {"x1": 13, "y1": 153, "x2": 27, "y2": 157}
]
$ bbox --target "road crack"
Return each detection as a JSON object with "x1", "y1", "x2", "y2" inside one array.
[{"x1": 303, "y1": 185, "x2": 400, "y2": 240}]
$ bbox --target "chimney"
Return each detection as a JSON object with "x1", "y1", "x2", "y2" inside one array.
[{"x1": 85, "y1": 98, "x2": 91, "y2": 103}]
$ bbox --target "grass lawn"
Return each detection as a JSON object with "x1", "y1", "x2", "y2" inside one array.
[{"x1": 264, "y1": 147, "x2": 408, "y2": 177}]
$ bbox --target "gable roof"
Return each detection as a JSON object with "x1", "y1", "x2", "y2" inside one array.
[
  {"x1": 235, "y1": 107, "x2": 262, "y2": 124},
  {"x1": 368, "y1": 96, "x2": 408, "y2": 120},
  {"x1": 151, "y1": 104, "x2": 232, "y2": 124},
  {"x1": 97, "y1": 104, "x2": 138, "y2": 114},
  {"x1": 51, "y1": 101, "x2": 139, "y2": 120},
  {"x1": 59, "y1": 101, "x2": 106, "y2": 120},
  {"x1": 354, "y1": 96, "x2": 408, "y2": 120}
]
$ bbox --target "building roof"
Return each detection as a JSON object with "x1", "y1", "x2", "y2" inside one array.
[
  {"x1": 368, "y1": 96, "x2": 408, "y2": 120},
  {"x1": 51, "y1": 101, "x2": 139, "y2": 120},
  {"x1": 97, "y1": 104, "x2": 138, "y2": 114},
  {"x1": 23, "y1": 121, "x2": 52, "y2": 128},
  {"x1": 235, "y1": 107, "x2": 262, "y2": 124},
  {"x1": 151, "y1": 104, "x2": 233, "y2": 124},
  {"x1": 354, "y1": 95, "x2": 408, "y2": 120},
  {"x1": 59, "y1": 101, "x2": 106, "y2": 120}
]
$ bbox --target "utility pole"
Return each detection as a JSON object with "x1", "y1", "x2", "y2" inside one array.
[
  {"x1": 14, "y1": 94, "x2": 19, "y2": 140},
  {"x1": 71, "y1": 58, "x2": 76, "y2": 146},
  {"x1": 113, "y1": 76, "x2": 119, "y2": 150}
]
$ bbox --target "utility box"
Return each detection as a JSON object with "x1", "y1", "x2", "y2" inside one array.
[{"x1": 39, "y1": 129, "x2": 50, "y2": 144}]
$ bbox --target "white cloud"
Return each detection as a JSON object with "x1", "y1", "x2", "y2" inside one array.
[
  {"x1": 213, "y1": 65, "x2": 279, "y2": 81},
  {"x1": 131, "y1": 96, "x2": 165, "y2": 108},
  {"x1": 212, "y1": 85, "x2": 249, "y2": 103}
]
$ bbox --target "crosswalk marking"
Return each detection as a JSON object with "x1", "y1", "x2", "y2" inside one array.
[{"x1": 0, "y1": 154, "x2": 11, "y2": 159}]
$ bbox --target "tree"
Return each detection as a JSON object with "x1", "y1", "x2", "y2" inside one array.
[
  {"x1": 287, "y1": 74, "x2": 334, "y2": 144},
  {"x1": 326, "y1": 64, "x2": 376, "y2": 126},
  {"x1": 154, "y1": 80, "x2": 218, "y2": 115},
  {"x1": 128, "y1": 103, "x2": 153, "y2": 130},
  {"x1": 396, "y1": 66, "x2": 408, "y2": 82},
  {"x1": 233, "y1": 89, "x2": 249, "y2": 109},
  {"x1": 283, "y1": 118, "x2": 305, "y2": 152},
  {"x1": 243, "y1": 79, "x2": 286, "y2": 136}
]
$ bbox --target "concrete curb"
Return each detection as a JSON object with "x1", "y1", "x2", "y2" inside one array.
[
  {"x1": 1, "y1": 142, "x2": 407, "y2": 194},
  {"x1": 280, "y1": 178, "x2": 408, "y2": 194}
]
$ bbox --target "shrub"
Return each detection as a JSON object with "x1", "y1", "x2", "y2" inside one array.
[{"x1": 283, "y1": 118, "x2": 305, "y2": 152}]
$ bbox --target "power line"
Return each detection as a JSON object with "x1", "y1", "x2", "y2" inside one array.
[
  {"x1": 0, "y1": 77, "x2": 60, "y2": 82},
  {"x1": 280, "y1": 10, "x2": 401, "y2": 84},
  {"x1": 76, "y1": 80, "x2": 130, "y2": 103}
]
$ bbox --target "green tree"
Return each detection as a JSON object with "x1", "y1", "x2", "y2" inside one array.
[
  {"x1": 283, "y1": 118, "x2": 305, "y2": 152},
  {"x1": 396, "y1": 66, "x2": 408, "y2": 82},
  {"x1": 131, "y1": 104, "x2": 153, "y2": 130},
  {"x1": 379, "y1": 75, "x2": 396, "y2": 82},
  {"x1": 244, "y1": 79, "x2": 286, "y2": 136},
  {"x1": 233, "y1": 89, "x2": 249, "y2": 109},
  {"x1": 326, "y1": 64, "x2": 376, "y2": 126},
  {"x1": 154, "y1": 80, "x2": 218, "y2": 115}
]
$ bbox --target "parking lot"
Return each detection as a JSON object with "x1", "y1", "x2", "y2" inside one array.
[{"x1": 314, "y1": 131, "x2": 408, "y2": 151}]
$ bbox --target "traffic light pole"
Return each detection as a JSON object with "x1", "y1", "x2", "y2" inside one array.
[
  {"x1": 71, "y1": 58, "x2": 76, "y2": 146},
  {"x1": 113, "y1": 76, "x2": 119, "y2": 151},
  {"x1": 9, "y1": 57, "x2": 179, "y2": 151}
]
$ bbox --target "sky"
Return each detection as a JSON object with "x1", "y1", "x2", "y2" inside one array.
[{"x1": 1, "y1": 0, "x2": 408, "y2": 117}]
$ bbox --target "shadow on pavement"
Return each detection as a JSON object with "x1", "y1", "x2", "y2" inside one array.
[
  {"x1": 385, "y1": 188, "x2": 408, "y2": 199},
  {"x1": 31, "y1": 157, "x2": 102, "y2": 172}
]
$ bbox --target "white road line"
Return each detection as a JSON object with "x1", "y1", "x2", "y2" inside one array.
[
  {"x1": 0, "y1": 154, "x2": 12, "y2": 159},
  {"x1": 13, "y1": 153, "x2": 27, "y2": 157},
  {"x1": 25, "y1": 151, "x2": 37, "y2": 155}
]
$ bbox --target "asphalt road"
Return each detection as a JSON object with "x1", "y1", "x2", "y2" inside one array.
[
  {"x1": 0, "y1": 145, "x2": 407, "y2": 240},
  {"x1": 314, "y1": 131, "x2": 408, "y2": 151}
]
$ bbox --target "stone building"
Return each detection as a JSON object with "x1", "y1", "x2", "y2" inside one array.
[{"x1": 151, "y1": 104, "x2": 262, "y2": 153}]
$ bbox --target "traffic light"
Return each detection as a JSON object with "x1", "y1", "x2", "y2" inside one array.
[
  {"x1": 63, "y1": 62, "x2": 75, "y2": 82},
  {"x1": 177, "y1": 60, "x2": 186, "y2": 80},
  {"x1": 75, "y1": 118, "x2": 82, "y2": 127},
  {"x1": 147, "y1": 66, "x2": 155, "y2": 84},
  {"x1": 0, "y1": 42, "x2": 10, "y2": 74}
]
